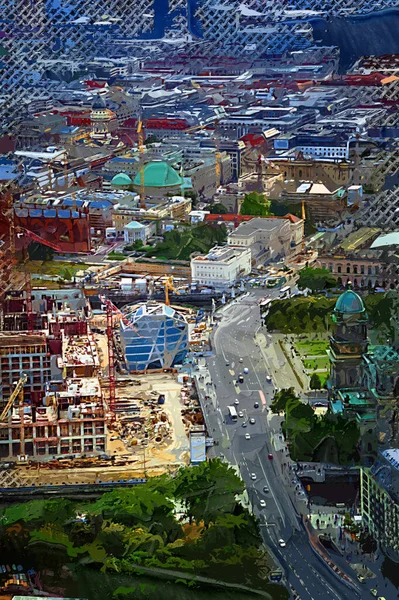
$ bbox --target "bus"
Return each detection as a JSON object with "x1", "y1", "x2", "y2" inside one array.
[
  {"x1": 227, "y1": 405, "x2": 238, "y2": 422},
  {"x1": 260, "y1": 297, "x2": 273, "y2": 309},
  {"x1": 279, "y1": 285, "x2": 291, "y2": 299}
]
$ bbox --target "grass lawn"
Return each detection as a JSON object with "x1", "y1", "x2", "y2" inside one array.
[
  {"x1": 25, "y1": 260, "x2": 91, "y2": 276},
  {"x1": 32, "y1": 278, "x2": 66, "y2": 289},
  {"x1": 295, "y1": 338, "x2": 329, "y2": 357},
  {"x1": 303, "y1": 356, "x2": 330, "y2": 370},
  {"x1": 310, "y1": 371, "x2": 329, "y2": 387}
]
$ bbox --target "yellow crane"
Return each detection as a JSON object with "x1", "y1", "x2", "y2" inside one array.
[
  {"x1": 137, "y1": 119, "x2": 146, "y2": 208},
  {"x1": 0, "y1": 373, "x2": 28, "y2": 422},
  {"x1": 164, "y1": 276, "x2": 179, "y2": 306}
]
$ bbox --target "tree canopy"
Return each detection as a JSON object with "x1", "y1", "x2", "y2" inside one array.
[
  {"x1": 209, "y1": 203, "x2": 228, "y2": 214},
  {"x1": 297, "y1": 267, "x2": 337, "y2": 293},
  {"x1": 0, "y1": 460, "x2": 284, "y2": 597},
  {"x1": 240, "y1": 192, "x2": 271, "y2": 217},
  {"x1": 146, "y1": 223, "x2": 227, "y2": 261}
]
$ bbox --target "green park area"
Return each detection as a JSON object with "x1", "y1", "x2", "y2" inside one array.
[
  {"x1": 294, "y1": 337, "x2": 330, "y2": 388},
  {"x1": 146, "y1": 223, "x2": 227, "y2": 262},
  {"x1": 0, "y1": 460, "x2": 288, "y2": 600},
  {"x1": 26, "y1": 260, "x2": 91, "y2": 279},
  {"x1": 270, "y1": 389, "x2": 360, "y2": 464}
]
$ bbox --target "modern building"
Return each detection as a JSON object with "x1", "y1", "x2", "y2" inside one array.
[
  {"x1": 191, "y1": 246, "x2": 252, "y2": 290},
  {"x1": 120, "y1": 302, "x2": 189, "y2": 372},
  {"x1": 361, "y1": 450, "x2": 399, "y2": 560}
]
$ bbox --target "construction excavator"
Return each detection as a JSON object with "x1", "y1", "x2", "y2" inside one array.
[{"x1": 0, "y1": 373, "x2": 28, "y2": 422}]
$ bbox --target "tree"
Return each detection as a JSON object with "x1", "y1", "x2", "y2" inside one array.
[
  {"x1": 310, "y1": 373, "x2": 322, "y2": 390},
  {"x1": 270, "y1": 387, "x2": 297, "y2": 414},
  {"x1": 27, "y1": 241, "x2": 54, "y2": 261},
  {"x1": 184, "y1": 190, "x2": 198, "y2": 208},
  {"x1": 173, "y1": 459, "x2": 244, "y2": 528},
  {"x1": 209, "y1": 203, "x2": 228, "y2": 214},
  {"x1": 240, "y1": 192, "x2": 271, "y2": 217},
  {"x1": 132, "y1": 239, "x2": 144, "y2": 250},
  {"x1": 297, "y1": 267, "x2": 336, "y2": 293}
]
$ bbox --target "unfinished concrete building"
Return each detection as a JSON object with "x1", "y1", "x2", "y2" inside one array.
[{"x1": 0, "y1": 289, "x2": 108, "y2": 461}]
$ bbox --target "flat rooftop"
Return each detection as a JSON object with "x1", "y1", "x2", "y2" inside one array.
[{"x1": 192, "y1": 245, "x2": 250, "y2": 263}]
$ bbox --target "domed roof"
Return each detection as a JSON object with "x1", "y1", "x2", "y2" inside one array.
[
  {"x1": 133, "y1": 161, "x2": 182, "y2": 188},
  {"x1": 92, "y1": 94, "x2": 107, "y2": 110},
  {"x1": 334, "y1": 289, "x2": 365, "y2": 314},
  {"x1": 111, "y1": 173, "x2": 133, "y2": 186}
]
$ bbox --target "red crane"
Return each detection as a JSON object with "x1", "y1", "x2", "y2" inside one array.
[{"x1": 100, "y1": 296, "x2": 120, "y2": 419}]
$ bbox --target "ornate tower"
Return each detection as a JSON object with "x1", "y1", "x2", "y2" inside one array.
[
  {"x1": 329, "y1": 288, "x2": 368, "y2": 390},
  {"x1": 91, "y1": 94, "x2": 113, "y2": 141}
]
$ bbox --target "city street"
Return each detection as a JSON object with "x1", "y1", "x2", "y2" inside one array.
[{"x1": 195, "y1": 287, "x2": 363, "y2": 600}]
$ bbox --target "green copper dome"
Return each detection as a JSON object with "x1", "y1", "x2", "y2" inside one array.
[
  {"x1": 334, "y1": 289, "x2": 365, "y2": 314},
  {"x1": 111, "y1": 173, "x2": 133, "y2": 186},
  {"x1": 133, "y1": 161, "x2": 182, "y2": 188}
]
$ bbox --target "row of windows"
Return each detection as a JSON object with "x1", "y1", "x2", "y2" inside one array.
[{"x1": 321, "y1": 263, "x2": 379, "y2": 275}]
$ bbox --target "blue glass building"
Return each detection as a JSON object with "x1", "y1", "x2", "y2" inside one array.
[{"x1": 120, "y1": 301, "x2": 189, "y2": 372}]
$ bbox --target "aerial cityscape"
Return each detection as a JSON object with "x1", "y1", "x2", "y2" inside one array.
[{"x1": 2, "y1": 1, "x2": 399, "y2": 599}]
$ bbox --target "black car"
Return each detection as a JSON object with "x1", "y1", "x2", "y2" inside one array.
[{"x1": 238, "y1": 374, "x2": 244, "y2": 383}]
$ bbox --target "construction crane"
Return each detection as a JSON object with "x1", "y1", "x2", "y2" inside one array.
[
  {"x1": 301, "y1": 198, "x2": 306, "y2": 252},
  {"x1": 99, "y1": 295, "x2": 146, "y2": 420},
  {"x1": 99, "y1": 296, "x2": 117, "y2": 418},
  {"x1": 164, "y1": 276, "x2": 179, "y2": 306},
  {"x1": 137, "y1": 118, "x2": 146, "y2": 209},
  {"x1": 0, "y1": 374, "x2": 28, "y2": 423}
]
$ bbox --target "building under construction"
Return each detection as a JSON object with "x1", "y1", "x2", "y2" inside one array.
[{"x1": 0, "y1": 289, "x2": 108, "y2": 461}]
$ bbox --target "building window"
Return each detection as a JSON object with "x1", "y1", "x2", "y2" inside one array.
[{"x1": 347, "y1": 265, "x2": 351, "y2": 274}]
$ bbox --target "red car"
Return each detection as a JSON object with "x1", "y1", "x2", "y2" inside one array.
[{"x1": 268, "y1": 454, "x2": 274, "y2": 460}]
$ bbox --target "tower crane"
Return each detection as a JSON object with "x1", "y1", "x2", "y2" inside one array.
[
  {"x1": 99, "y1": 295, "x2": 146, "y2": 420},
  {"x1": 137, "y1": 118, "x2": 146, "y2": 209},
  {"x1": 0, "y1": 374, "x2": 28, "y2": 423}
]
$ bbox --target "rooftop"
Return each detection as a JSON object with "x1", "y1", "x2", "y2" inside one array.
[
  {"x1": 334, "y1": 289, "x2": 366, "y2": 315},
  {"x1": 133, "y1": 161, "x2": 182, "y2": 188}
]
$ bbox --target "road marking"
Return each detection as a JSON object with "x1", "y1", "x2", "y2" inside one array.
[
  {"x1": 259, "y1": 389, "x2": 267, "y2": 407},
  {"x1": 257, "y1": 450, "x2": 286, "y2": 526}
]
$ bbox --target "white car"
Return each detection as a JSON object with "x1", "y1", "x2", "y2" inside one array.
[
  {"x1": 234, "y1": 399, "x2": 240, "y2": 405},
  {"x1": 239, "y1": 357, "x2": 243, "y2": 363},
  {"x1": 249, "y1": 418, "x2": 256, "y2": 424},
  {"x1": 250, "y1": 473, "x2": 257, "y2": 480},
  {"x1": 245, "y1": 433, "x2": 251, "y2": 440},
  {"x1": 243, "y1": 367, "x2": 249, "y2": 374},
  {"x1": 266, "y1": 375, "x2": 272, "y2": 382},
  {"x1": 260, "y1": 499, "x2": 266, "y2": 508},
  {"x1": 238, "y1": 411, "x2": 244, "y2": 418},
  {"x1": 278, "y1": 539, "x2": 286, "y2": 548}
]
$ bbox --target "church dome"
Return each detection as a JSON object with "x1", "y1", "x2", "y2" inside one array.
[
  {"x1": 334, "y1": 289, "x2": 365, "y2": 314},
  {"x1": 133, "y1": 161, "x2": 182, "y2": 188},
  {"x1": 111, "y1": 173, "x2": 133, "y2": 186},
  {"x1": 92, "y1": 94, "x2": 107, "y2": 110}
]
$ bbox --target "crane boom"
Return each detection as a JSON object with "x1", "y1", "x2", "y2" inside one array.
[{"x1": 0, "y1": 374, "x2": 28, "y2": 422}]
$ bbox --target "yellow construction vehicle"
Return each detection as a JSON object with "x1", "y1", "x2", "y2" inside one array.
[
  {"x1": 164, "y1": 276, "x2": 179, "y2": 306},
  {"x1": 0, "y1": 373, "x2": 28, "y2": 422}
]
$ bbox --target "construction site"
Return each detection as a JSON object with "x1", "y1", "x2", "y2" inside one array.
[{"x1": 0, "y1": 281, "x2": 213, "y2": 490}]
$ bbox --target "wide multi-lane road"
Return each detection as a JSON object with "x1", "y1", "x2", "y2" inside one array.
[{"x1": 196, "y1": 287, "x2": 362, "y2": 600}]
